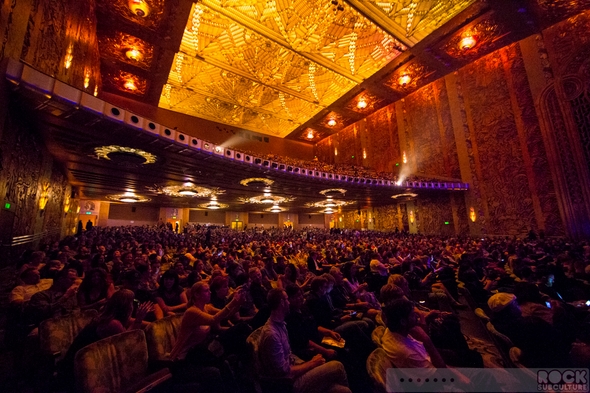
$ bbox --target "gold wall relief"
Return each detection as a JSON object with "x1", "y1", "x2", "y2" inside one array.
[{"x1": 417, "y1": 195, "x2": 454, "y2": 235}]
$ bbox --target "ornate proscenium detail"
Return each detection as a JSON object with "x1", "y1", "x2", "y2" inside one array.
[
  {"x1": 239, "y1": 195, "x2": 295, "y2": 204},
  {"x1": 107, "y1": 193, "x2": 151, "y2": 203},
  {"x1": 95, "y1": 146, "x2": 157, "y2": 164},
  {"x1": 240, "y1": 178, "x2": 275, "y2": 187},
  {"x1": 147, "y1": 183, "x2": 222, "y2": 198}
]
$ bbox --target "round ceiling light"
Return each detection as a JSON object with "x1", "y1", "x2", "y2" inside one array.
[
  {"x1": 307, "y1": 130, "x2": 315, "y2": 139},
  {"x1": 357, "y1": 99, "x2": 367, "y2": 109},
  {"x1": 305, "y1": 199, "x2": 352, "y2": 208},
  {"x1": 128, "y1": 0, "x2": 150, "y2": 17},
  {"x1": 240, "y1": 178, "x2": 274, "y2": 187},
  {"x1": 327, "y1": 119, "x2": 337, "y2": 127},
  {"x1": 270, "y1": 205, "x2": 282, "y2": 213},
  {"x1": 197, "y1": 201, "x2": 229, "y2": 210},
  {"x1": 106, "y1": 193, "x2": 150, "y2": 203},
  {"x1": 239, "y1": 195, "x2": 294, "y2": 204},
  {"x1": 398, "y1": 74, "x2": 412, "y2": 87},
  {"x1": 319, "y1": 188, "x2": 346, "y2": 197},
  {"x1": 178, "y1": 189, "x2": 197, "y2": 196},
  {"x1": 460, "y1": 35, "x2": 477, "y2": 50},
  {"x1": 125, "y1": 48, "x2": 144, "y2": 61},
  {"x1": 153, "y1": 184, "x2": 220, "y2": 198},
  {"x1": 95, "y1": 146, "x2": 156, "y2": 165}
]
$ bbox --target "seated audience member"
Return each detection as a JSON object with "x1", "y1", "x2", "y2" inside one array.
[
  {"x1": 153, "y1": 271, "x2": 188, "y2": 319},
  {"x1": 169, "y1": 282, "x2": 244, "y2": 362},
  {"x1": 77, "y1": 268, "x2": 115, "y2": 311},
  {"x1": 329, "y1": 267, "x2": 379, "y2": 316},
  {"x1": 366, "y1": 260, "x2": 389, "y2": 295},
  {"x1": 258, "y1": 288, "x2": 351, "y2": 393},
  {"x1": 249, "y1": 267, "x2": 269, "y2": 310},
  {"x1": 380, "y1": 298, "x2": 446, "y2": 368},
  {"x1": 60, "y1": 289, "x2": 153, "y2": 386},
  {"x1": 488, "y1": 292, "x2": 571, "y2": 367},
  {"x1": 39, "y1": 259, "x2": 63, "y2": 280},
  {"x1": 285, "y1": 284, "x2": 340, "y2": 361},
  {"x1": 25, "y1": 268, "x2": 79, "y2": 328},
  {"x1": 261, "y1": 256, "x2": 278, "y2": 283},
  {"x1": 10, "y1": 267, "x2": 53, "y2": 306}
]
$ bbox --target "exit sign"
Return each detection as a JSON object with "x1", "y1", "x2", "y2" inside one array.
[
  {"x1": 444, "y1": 221, "x2": 450, "y2": 225},
  {"x1": 4, "y1": 203, "x2": 10, "y2": 209},
  {"x1": 85, "y1": 211, "x2": 91, "y2": 215}
]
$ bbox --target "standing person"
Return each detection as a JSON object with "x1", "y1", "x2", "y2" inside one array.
[
  {"x1": 257, "y1": 288, "x2": 351, "y2": 393},
  {"x1": 85, "y1": 219, "x2": 93, "y2": 231}
]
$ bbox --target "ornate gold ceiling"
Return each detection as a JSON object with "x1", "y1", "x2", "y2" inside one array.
[{"x1": 159, "y1": 0, "x2": 410, "y2": 137}]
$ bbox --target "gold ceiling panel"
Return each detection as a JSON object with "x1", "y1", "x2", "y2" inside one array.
[
  {"x1": 159, "y1": 1, "x2": 405, "y2": 137},
  {"x1": 348, "y1": 0, "x2": 477, "y2": 45}
]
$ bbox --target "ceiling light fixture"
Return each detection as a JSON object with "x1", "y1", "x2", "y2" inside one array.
[
  {"x1": 240, "y1": 178, "x2": 274, "y2": 187},
  {"x1": 107, "y1": 193, "x2": 150, "y2": 203},
  {"x1": 398, "y1": 74, "x2": 412, "y2": 87},
  {"x1": 270, "y1": 205, "x2": 282, "y2": 213},
  {"x1": 327, "y1": 119, "x2": 337, "y2": 127},
  {"x1": 357, "y1": 98, "x2": 367, "y2": 109},
  {"x1": 124, "y1": 79, "x2": 137, "y2": 91},
  {"x1": 151, "y1": 184, "x2": 220, "y2": 198},
  {"x1": 128, "y1": 0, "x2": 150, "y2": 17},
  {"x1": 460, "y1": 35, "x2": 477, "y2": 50},
  {"x1": 307, "y1": 130, "x2": 314, "y2": 139},
  {"x1": 126, "y1": 48, "x2": 143, "y2": 61},
  {"x1": 178, "y1": 189, "x2": 197, "y2": 196}
]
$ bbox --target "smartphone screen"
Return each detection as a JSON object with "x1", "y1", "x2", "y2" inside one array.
[{"x1": 546, "y1": 301, "x2": 551, "y2": 308}]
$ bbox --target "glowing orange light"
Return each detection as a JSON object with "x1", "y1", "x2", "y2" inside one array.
[
  {"x1": 327, "y1": 119, "x2": 337, "y2": 127},
  {"x1": 469, "y1": 207, "x2": 477, "y2": 222},
  {"x1": 124, "y1": 79, "x2": 137, "y2": 91},
  {"x1": 334, "y1": 148, "x2": 338, "y2": 156},
  {"x1": 357, "y1": 99, "x2": 367, "y2": 109},
  {"x1": 126, "y1": 48, "x2": 143, "y2": 61},
  {"x1": 307, "y1": 130, "x2": 314, "y2": 139},
  {"x1": 398, "y1": 74, "x2": 411, "y2": 87},
  {"x1": 64, "y1": 44, "x2": 74, "y2": 69},
  {"x1": 409, "y1": 210, "x2": 414, "y2": 224},
  {"x1": 460, "y1": 35, "x2": 477, "y2": 50},
  {"x1": 363, "y1": 148, "x2": 367, "y2": 159},
  {"x1": 83, "y1": 69, "x2": 90, "y2": 89},
  {"x1": 402, "y1": 151, "x2": 407, "y2": 164}
]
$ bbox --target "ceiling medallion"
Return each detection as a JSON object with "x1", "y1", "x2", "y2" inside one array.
[
  {"x1": 106, "y1": 193, "x2": 151, "y2": 203},
  {"x1": 386, "y1": 62, "x2": 436, "y2": 92},
  {"x1": 305, "y1": 199, "x2": 352, "y2": 208},
  {"x1": 149, "y1": 183, "x2": 221, "y2": 198},
  {"x1": 443, "y1": 20, "x2": 503, "y2": 60},
  {"x1": 95, "y1": 145, "x2": 157, "y2": 165},
  {"x1": 98, "y1": 32, "x2": 154, "y2": 70},
  {"x1": 239, "y1": 195, "x2": 295, "y2": 204},
  {"x1": 319, "y1": 189, "x2": 347, "y2": 197},
  {"x1": 391, "y1": 193, "x2": 418, "y2": 199},
  {"x1": 240, "y1": 178, "x2": 275, "y2": 187},
  {"x1": 104, "y1": 70, "x2": 148, "y2": 96}
]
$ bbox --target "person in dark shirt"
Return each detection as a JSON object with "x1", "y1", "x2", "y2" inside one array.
[{"x1": 153, "y1": 271, "x2": 187, "y2": 319}]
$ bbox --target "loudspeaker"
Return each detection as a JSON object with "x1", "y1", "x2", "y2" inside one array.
[
  {"x1": 80, "y1": 93, "x2": 105, "y2": 114},
  {"x1": 309, "y1": 215, "x2": 312, "y2": 219},
  {"x1": 261, "y1": 214, "x2": 264, "y2": 218},
  {"x1": 225, "y1": 149, "x2": 235, "y2": 159},
  {"x1": 124, "y1": 112, "x2": 144, "y2": 129},
  {"x1": 131, "y1": 207, "x2": 136, "y2": 213},
  {"x1": 103, "y1": 103, "x2": 125, "y2": 122},
  {"x1": 160, "y1": 127, "x2": 176, "y2": 141},
  {"x1": 143, "y1": 121, "x2": 160, "y2": 135},
  {"x1": 189, "y1": 137, "x2": 202, "y2": 150},
  {"x1": 174, "y1": 132, "x2": 187, "y2": 145},
  {"x1": 21, "y1": 65, "x2": 55, "y2": 93},
  {"x1": 53, "y1": 80, "x2": 81, "y2": 105},
  {"x1": 205, "y1": 211, "x2": 208, "y2": 216}
]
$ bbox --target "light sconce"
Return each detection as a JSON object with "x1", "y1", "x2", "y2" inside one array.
[
  {"x1": 460, "y1": 35, "x2": 477, "y2": 51},
  {"x1": 64, "y1": 44, "x2": 74, "y2": 70},
  {"x1": 357, "y1": 98, "x2": 367, "y2": 109},
  {"x1": 126, "y1": 48, "x2": 144, "y2": 61},
  {"x1": 128, "y1": 0, "x2": 150, "y2": 17},
  {"x1": 39, "y1": 183, "x2": 50, "y2": 212},
  {"x1": 363, "y1": 148, "x2": 367, "y2": 159},
  {"x1": 76, "y1": 206, "x2": 81, "y2": 214},
  {"x1": 409, "y1": 210, "x2": 415, "y2": 224},
  {"x1": 334, "y1": 148, "x2": 338, "y2": 156},
  {"x1": 306, "y1": 130, "x2": 314, "y2": 140},
  {"x1": 402, "y1": 151, "x2": 408, "y2": 164},
  {"x1": 83, "y1": 69, "x2": 90, "y2": 89},
  {"x1": 469, "y1": 207, "x2": 477, "y2": 222},
  {"x1": 398, "y1": 74, "x2": 411, "y2": 87},
  {"x1": 327, "y1": 118, "x2": 337, "y2": 127},
  {"x1": 64, "y1": 195, "x2": 71, "y2": 213},
  {"x1": 94, "y1": 86, "x2": 99, "y2": 97}
]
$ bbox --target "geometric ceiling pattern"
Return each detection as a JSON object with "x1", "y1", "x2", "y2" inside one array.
[
  {"x1": 160, "y1": 0, "x2": 419, "y2": 137},
  {"x1": 159, "y1": 0, "x2": 475, "y2": 137}
]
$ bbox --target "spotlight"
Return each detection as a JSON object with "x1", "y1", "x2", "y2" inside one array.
[
  {"x1": 357, "y1": 99, "x2": 367, "y2": 109},
  {"x1": 398, "y1": 74, "x2": 411, "y2": 87},
  {"x1": 460, "y1": 35, "x2": 477, "y2": 50},
  {"x1": 128, "y1": 0, "x2": 150, "y2": 17}
]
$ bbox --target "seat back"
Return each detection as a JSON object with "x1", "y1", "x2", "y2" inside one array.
[
  {"x1": 145, "y1": 314, "x2": 183, "y2": 361},
  {"x1": 246, "y1": 326, "x2": 264, "y2": 373},
  {"x1": 366, "y1": 348, "x2": 393, "y2": 393},
  {"x1": 39, "y1": 309, "x2": 98, "y2": 360},
  {"x1": 75, "y1": 329, "x2": 149, "y2": 393}
]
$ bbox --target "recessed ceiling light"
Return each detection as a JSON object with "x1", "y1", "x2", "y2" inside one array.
[
  {"x1": 178, "y1": 189, "x2": 197, "y2": 196},
  {"x1": 327, "y1": 119, "x2": 337, "y2": 127},
  {"x1": 398, "y1": 74, "x2": 411, "y2": 86},
  {"x1": 357, "y1": 99, "x2": 367, "y2": 109},
  {"x1": 126, "y1": 48, "x2": 143, "y2": 61},
  {"x1": 460, "y1": 35, "x2": 477, "y2": 50},
  {"x1": 307, "y1": 130, "x2": 314, "y2": 139},
  {"x1": 128, "y1": 0, "x2": 150, "y2": 17}
]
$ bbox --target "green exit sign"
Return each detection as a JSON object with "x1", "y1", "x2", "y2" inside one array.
[
  {"x1": 444, "y1": 221, "x2": 450, "y2": 225},
  {"x1": 4, "y1": 203, "x2": 10, "y2": 209},
  {"x1": 85, "y1": 211, "x2": 91, "y2": 215}
]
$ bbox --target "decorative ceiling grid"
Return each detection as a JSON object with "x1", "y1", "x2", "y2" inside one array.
[{"x1": 159, "y1": 0, "x2": 409, "y2": 137}]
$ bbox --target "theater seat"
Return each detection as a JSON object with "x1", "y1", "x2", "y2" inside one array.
[
  {"x1": 39, "y1": 309, "x2": 98, "y2": 362},
  {"x1": 247, "y1": 327, "x2": 293, "y2": 393},
  {"x1": 145, "y1": 314, "x2": 183, "y2": 362},
  {"x1": 74, "y1": 329, "x2": 171, "y2": 393}
]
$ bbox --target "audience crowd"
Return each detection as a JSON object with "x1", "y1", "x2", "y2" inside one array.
[{"x1": 6, "y1": 224, "x2": 590, "y2": 392}]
